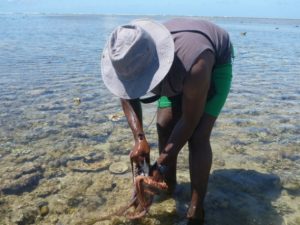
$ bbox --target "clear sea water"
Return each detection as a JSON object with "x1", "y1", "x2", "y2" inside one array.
[{"x1": 0, "y1": 14, "x2": 299, "y2": 225}]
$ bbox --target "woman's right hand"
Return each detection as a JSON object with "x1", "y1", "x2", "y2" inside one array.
[{"x1": 130, "y1": 134, "x2": 150, "y2": 165}]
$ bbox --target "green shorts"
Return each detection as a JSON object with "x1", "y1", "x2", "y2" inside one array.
[{"x1": 157, "y1": 63, "x2": 232, "y2": 117}]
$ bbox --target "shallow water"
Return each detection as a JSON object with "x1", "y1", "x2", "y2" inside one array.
[{"x1": 0, "y1": 14, "x2": 299, "y2": 225}]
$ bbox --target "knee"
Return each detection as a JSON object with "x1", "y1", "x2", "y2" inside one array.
[
  {"x1": 156, "y1": 110, "x2": 179, "y2": 135},
  {"x1": 188, "y1": 135, "x2": 212, "y2": 161},
  {"x1": 156, "y1": 118, "x2": 170, "y2": 130},
  {"x1": 188, "y1": 132, "x2": 212, "y2": 155},
  {"x1": 156, "y1": 122, "x2": 172, "y2": 137},
  {"x1": 189, "y1": 130, "x2": 211, "y2": 145}
]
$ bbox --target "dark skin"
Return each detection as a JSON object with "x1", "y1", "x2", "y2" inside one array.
[{"x1": 121, "y1": 50, "x2": 216, "y2": 222}]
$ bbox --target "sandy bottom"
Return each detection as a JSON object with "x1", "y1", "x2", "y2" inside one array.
[{"x1": 1, "y1": 106, "x2": 299, "y2": 225}]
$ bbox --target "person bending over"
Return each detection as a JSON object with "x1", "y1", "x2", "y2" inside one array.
[{"x1": 101, "y1": 18, "x2": 233, "y2": 225}]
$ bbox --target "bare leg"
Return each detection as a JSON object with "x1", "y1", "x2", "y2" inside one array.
[
  {"x1": 156, "y1": 105, "x2": 181, "y2": 192},
  {"x1": 187, "y1": 113, "x2": 217, "y2": 222}
]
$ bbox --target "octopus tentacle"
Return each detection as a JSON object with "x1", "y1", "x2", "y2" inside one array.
[{"x1": 111, "y1": 159, "x2": 169, "y2": 220}]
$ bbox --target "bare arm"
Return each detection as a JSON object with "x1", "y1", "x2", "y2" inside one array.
[
  {"x1": 121, "y1": 98, "x2": 144, "y2": 140},
  {"x1": 120, "y1": 98, "x2": 150, "y2": 164},
  {"x1": 157, "y1": 50, "x2": 215, "y2": 165}
]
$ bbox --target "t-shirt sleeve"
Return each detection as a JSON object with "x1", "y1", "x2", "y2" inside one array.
[{"x1": 173, "y1": 32, "x2": 215, "y2": 72}]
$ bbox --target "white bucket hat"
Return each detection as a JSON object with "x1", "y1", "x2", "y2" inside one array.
[{"x1": 101, "y1": 19, "x2": 174, "y2": 99}]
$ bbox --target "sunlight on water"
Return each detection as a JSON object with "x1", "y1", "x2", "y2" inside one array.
[{"x1": 0, "y1": 14, "x2": 299, "y2": 225}]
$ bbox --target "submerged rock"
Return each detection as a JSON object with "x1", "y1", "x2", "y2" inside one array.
[
  {"x1": 83, "y1": 152, "x2": 105, "y2": 163},
  {"x1": 40, "y1": 206, "x2": 49, "y2": 217},
  {"x1": 107, "y1": 112, "x2": 124, "y2": 122},
  {"x1": 67, "y1": 159, "x2": 110, "y2": 172},
  {"x1": 0, "y1": 163, "x2": 44, "y2": 195},
  {"x1": 73, "y1": 97, "x2": 81, "y2": 106},
  {"x1": 35, "y1": 180, "x2": 60, "y2": 198},
  {"x1": 67, "y1": 196, "x2": 84, "y2": 208},
  {"x1": 38, "y1": 203, "x2": 49, "y2": 217},
  {"x1": 50, "y1": 153, "x2": 104, "y2": 168},
  {"x1": 1, "y1": 173, "x2": 43, "y2": 195},
  {"x1": 281, "y1": 177, "x2": 300, "y2": 195},
  {"x1": 14, "y1": 154, "x2": 40, "y2": 164},
  {"x1": 12, "y1": 207, "x2": 38, "y2": 225},
  {"x1": 109, "y1": 162, "x2": 129, "y2": 174}
]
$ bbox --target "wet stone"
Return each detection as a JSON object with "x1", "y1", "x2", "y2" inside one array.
[
  {"x1": 214, "y1": 158, "x2": 226, "y2": 167},
  {"x1": 39, "y1": 205, "x2": 49, "y2": 217},
  {"x1": 109, "y1": 161, "x2": 129, "y2": 174},
  {"x1": 107, "y1": 112, "x2": 124, "y2": 122},
  {"x1": 73, "y1": 97, "x2": 81, "y2": 106}
]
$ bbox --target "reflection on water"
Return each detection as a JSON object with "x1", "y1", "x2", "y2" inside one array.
[{"x1": 0, "y1": 14, "x2": 299, "y2": 225}]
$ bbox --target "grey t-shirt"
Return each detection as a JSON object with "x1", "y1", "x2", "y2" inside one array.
[
  {"x1": 165, "y1": 18, "x2": 232, "y2": 69},
  {"x1": 151, "y1": 18, "x2": 232, "y2": 97}
]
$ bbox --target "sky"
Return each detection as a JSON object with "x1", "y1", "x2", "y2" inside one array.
[{"x1": 0, "y1": 0, "x2": 300, "y2": 19}]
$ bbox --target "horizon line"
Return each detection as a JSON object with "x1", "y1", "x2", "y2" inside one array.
[{"x1": 0, "y1": 12, "x2": 300, "y2": 21}]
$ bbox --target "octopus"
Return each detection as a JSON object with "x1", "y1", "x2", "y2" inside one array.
[
  {"x1": 124, "y1": 159, "x2": 168, "y2": 219},
  {"x1": 80, "y1": 158, "x2": 168, "y2": 224}
]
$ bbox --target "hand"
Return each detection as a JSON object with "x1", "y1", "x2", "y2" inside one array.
[
  {"x1": 150, "y1": 161, "x2": 167, "y2": 183},
  {"x1": 129, "y1": 135, "x2": 150, "y2": 165}
]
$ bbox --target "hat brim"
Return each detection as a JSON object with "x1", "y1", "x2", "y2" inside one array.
[{"x1": 101, "y1": 19, "x2": 174, "y2": 99}]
